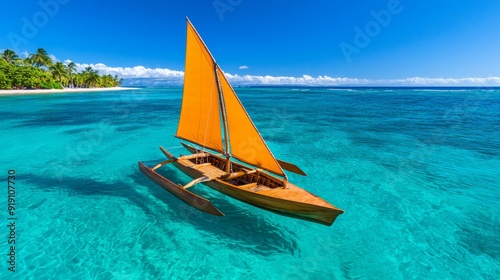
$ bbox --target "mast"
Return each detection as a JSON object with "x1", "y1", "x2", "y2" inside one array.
[
  {"x1": 186, "y1": 17, "x2": 231, "y2": 171},
  {"x1": 215, "y1": 64, "x2": 231, "y2": 172}
]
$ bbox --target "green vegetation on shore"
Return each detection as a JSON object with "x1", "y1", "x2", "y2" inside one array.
[{"x1": 0, "y1": 48, "x2": 123, "y2": 90}]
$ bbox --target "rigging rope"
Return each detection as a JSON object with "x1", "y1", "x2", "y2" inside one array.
[
  {"x1": 198, "y1": 66, "x2": 216, "y2": 164},
  {"x1": 168, "y1": 135, "x2": 176, "y2": 150}
]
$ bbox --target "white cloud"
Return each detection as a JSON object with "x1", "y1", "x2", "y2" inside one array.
[
  {"x1": 74, "y1": 62, "x2": 184, "y2": 79},
  {"x1": 0, "y1": 49, "x2": 28, "y2": 58},
  {"x1": 239, "y1": 65, "x2": 249, "y2": 70},
  {"x1": 49, "y1": 54, "x2": 58, "y2": 62},
  {"x1": 223, "y1": 73, "x2": 369, "y2": 85},
  {"x1": 57, "y1": 61, "x2": 500, "y2": 86},
  {"x1": 223, "y1": 74, "x2": 500, "y2": 86}
]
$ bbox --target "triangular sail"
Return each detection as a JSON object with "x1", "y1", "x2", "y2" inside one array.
[
  {"x1": 176, "y1": 21, "x2": 223, "y2": 153},
  {"x1": 178, "y1": 19, "x2": 285, "y2": 177},
  {"x1": 216, "y1": 67, "x2": 285, "y2": 177}
]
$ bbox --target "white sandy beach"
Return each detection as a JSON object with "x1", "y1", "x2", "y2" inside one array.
[{"x1": 0, "y1": 87, "x2": 140, "y2": 96}]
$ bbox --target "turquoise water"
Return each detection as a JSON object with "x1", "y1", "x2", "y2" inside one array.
[{"x1": 1, "y1": 87, "x2": 499, "y2": 279}]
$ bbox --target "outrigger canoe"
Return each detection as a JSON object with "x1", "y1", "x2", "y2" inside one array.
[{"x1": 139, "y1": 18, "x2": 343, "y2": 226}]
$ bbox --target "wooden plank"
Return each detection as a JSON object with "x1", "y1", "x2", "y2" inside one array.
[
  {"x1": 182, "y1": 176, "x2": 212, "y2": 189},
  {"x1": 152, "y1": 159, "x2": 175, "y2": 171},
  {"x1": 178, "y1": 153, "x2": 209, "y2": 160},
  {"x1": 195, "y1": 164, "x2": 227, "y2": 178},
  {"x1": 219, "y1": 169, "x2": 256, "y2": 180}
]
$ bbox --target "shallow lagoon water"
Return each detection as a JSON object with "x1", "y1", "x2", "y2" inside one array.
[{"x1": 1, "y1": 87, "x2": 499, "y2": 279}]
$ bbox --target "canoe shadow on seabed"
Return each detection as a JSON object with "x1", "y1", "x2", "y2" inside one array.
[
  {"x1": 21, "y1": 168, "x2": 300, "y2": 256},
  {"x1": 130, "y1": 163, "x2": 301, "y2": 256}
]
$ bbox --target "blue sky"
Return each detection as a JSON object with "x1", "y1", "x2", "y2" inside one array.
[{"x1": 1, "y1": 0, "x2": 500, "y2": 85}]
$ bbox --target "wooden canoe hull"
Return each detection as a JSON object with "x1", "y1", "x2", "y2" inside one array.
[
  {"x1": 207, "y1": 179, "x2": 342, "y2": 225},
  {"x1": 160, "y1": 147, "x2": 343, "y2": 226},
  {"x1": 138, "y1": 161, "x2": 224, "y2": 216}
]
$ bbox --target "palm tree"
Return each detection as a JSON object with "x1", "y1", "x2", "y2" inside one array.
[
  {"x1": 81, "y1": 66, "x2": 100, "y2": 88},
  {"x1": 88, "y1": 70, "x2": 100, "y2": 88},
  {"x1": 81, "y1": 67, "x2": 92, "y2": 88},
  {"x1": 2, "y1": 49, "x2": 20, "y2": 64},
  {"x1": 49, "y1": 62, "x2": 68, "y2": 87},
  {"x1": 66, "y1": 62, "x2": 77, "y2": 87},
  {"x1": 114, "y1": 75, "x2": 123, "y2": 86},
  {"x1": 23, "y1": 56, "x2": 34, "y2": 66},
  {"x1": 74, "y1": 73, "x2": 82, "y2": 88},
  {"x1": 29, "y1": 48, "x2": 53, "y2": 69},
  {"x1": 101, "y1": 74, "x2": 119, "y2": 87}
]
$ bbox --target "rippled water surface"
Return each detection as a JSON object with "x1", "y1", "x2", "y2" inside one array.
[{"x1": 1, "y1": 87, "x2": 499, "y2": 279}]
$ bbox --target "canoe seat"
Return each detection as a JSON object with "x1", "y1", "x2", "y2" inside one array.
[
  {"x1": 238, "y1": 182, "x2": 257, "y2": 190},
  {"x1": 194, "y1": 163, "x2": 211, "y2": 167}
]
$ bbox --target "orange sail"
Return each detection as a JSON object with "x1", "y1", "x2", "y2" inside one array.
[
  {"x1": 216, "y1": 67, "x2": 285, "y2": 177},
  {"x1": 176, "y1": 21, "x2": 223, "y2": 153},
  {"x1": 177, "y1": 19, "x2": 285, "y2": 177}
]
